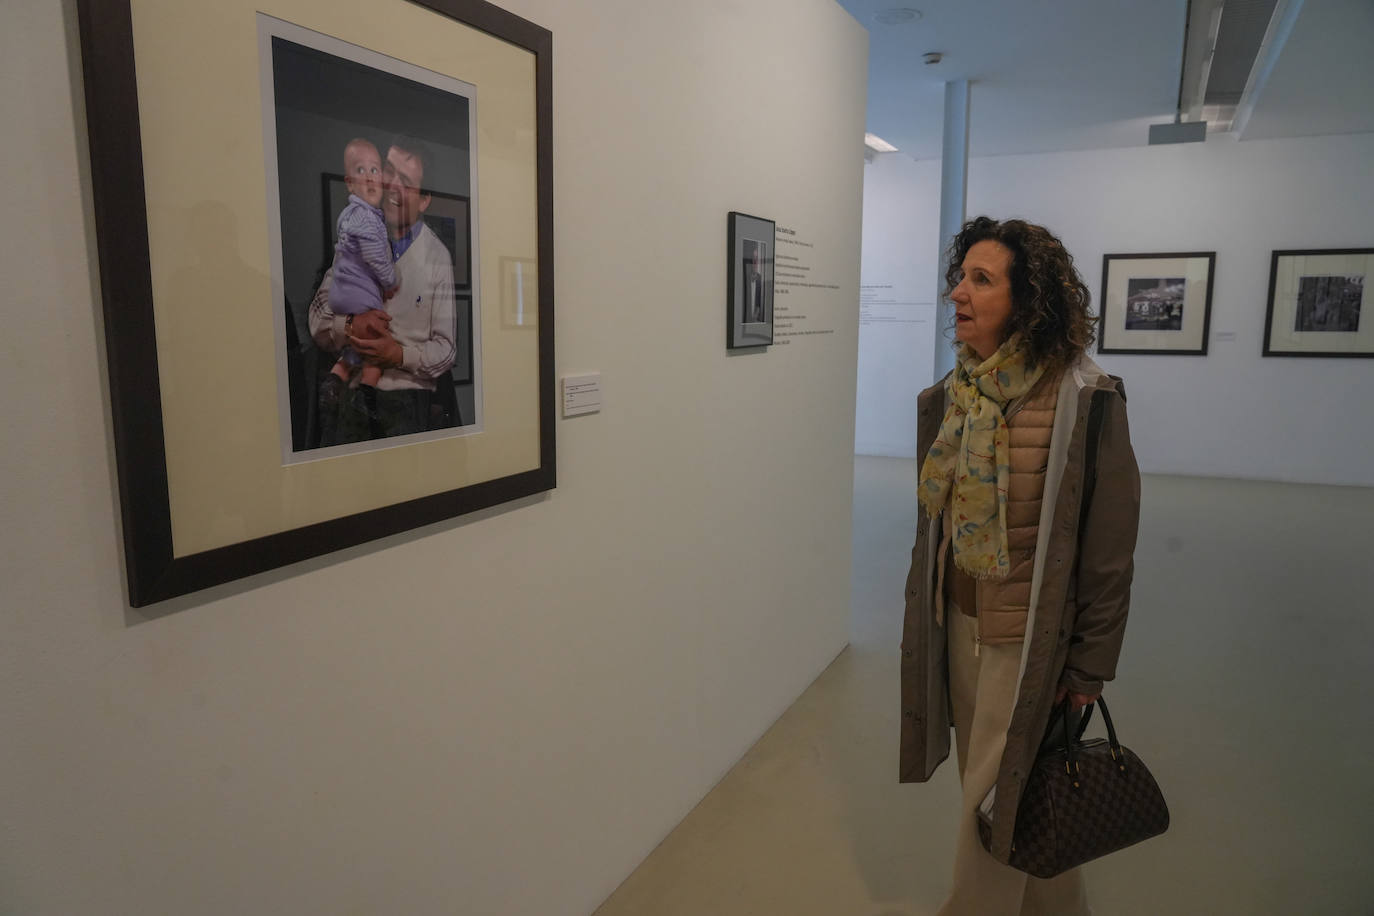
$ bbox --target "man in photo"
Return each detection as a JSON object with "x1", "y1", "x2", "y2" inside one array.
[
  {"x1": 744, "y1": 240, "x2": 765, "y2": 324},
  {"x1": 310, "y1": 136, "x2": 457, "y2": 444}
]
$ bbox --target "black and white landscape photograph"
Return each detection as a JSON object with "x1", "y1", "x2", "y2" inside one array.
[
  {"x1": 1124, "y1": 277, "x2": 1186, "y2": 331},
  {"x1": 1294, "y1": 274, "x2": 1363, "y2": 332}
]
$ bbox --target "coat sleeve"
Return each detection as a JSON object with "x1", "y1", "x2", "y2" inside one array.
[
  {"x1": 307, "y1": 270, "x2": 345, "y2": 353},
  {"x1": 358, "y1": 226, "x2": 396, "y2": 291},
  {"x1": 1061, "y1": 388, "x2": 1140, "y2": 696}
]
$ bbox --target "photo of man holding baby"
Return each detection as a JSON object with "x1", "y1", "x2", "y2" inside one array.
[{"x1": 269, "y1": 34, "x2": 476, "y2": 453}]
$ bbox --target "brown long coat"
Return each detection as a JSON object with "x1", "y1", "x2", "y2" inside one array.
[{"x1": 898, "y1": 355, "x2": 1141, "y2": 862}]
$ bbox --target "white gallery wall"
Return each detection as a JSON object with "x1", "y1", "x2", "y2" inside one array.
[
  {"x1": 855, "y1": 153, "x2": 941, "y2": 456},
  {"x1": 0, "y1": 2, "x2": 866, "y2": 914},
  {"x1": 856, "y1": 131, "x2": 1374, "y2": 487}
]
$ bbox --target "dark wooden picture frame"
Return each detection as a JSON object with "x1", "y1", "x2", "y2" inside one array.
[
  {"x1": 1262, "y1": 248, "x2": 1373, "y2": 358},
  {"x1": 726, "y1": 211, "x2": 775, "y2": 349},
  {"x1": 76, "y1": 0, "x2": 555, "y2": 606},
  {"x1": 1098, "y1": 251, "x2": 1215, "y2": 355}
]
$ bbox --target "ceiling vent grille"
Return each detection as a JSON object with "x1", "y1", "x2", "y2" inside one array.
[{"x1": 1205, "y1": 0, "x2": 1281, "y2": 106}]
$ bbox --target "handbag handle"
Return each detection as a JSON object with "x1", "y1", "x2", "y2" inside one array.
[
  {"x1": 1094, "y1": 696, "x2": 1122, "y2": 755},
  {"x1": 1074, "y1": 702, "x2": 1093, "y2": 740},
  {"x1": 1057, "y1": 695, "x2": 1127, "y2": 788}
]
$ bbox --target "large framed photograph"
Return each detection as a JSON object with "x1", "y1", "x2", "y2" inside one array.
[
  {"x1": 76, "y1": 0, "x2": 554, "y2": 606},
  {"x1": 727, "y1": 211, "x2": 775, "y2": 349},
  {"x1": 1263, "y1": 248, "x2": 1373, "y2": 358},
  {"x1": 1098, "y1": 252, "x2": 1215, "y2": 355}
]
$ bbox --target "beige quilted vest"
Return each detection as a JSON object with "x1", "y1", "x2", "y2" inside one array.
[{"x1": 940, "y1": 373, "x2": 1060, "y2": 647}]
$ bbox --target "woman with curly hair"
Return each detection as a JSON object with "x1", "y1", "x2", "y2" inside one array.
[{"x1": 897, "y1": 217, "x2": 1141, "y2": 914}]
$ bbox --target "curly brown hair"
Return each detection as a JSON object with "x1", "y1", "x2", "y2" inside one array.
[{"x1": 944, "y1": 216, "x2": 1097, "y2": 375}]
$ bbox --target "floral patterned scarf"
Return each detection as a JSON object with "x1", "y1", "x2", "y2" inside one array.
[{"x1": 918, "y1": 335, "x2": 1046, "y2": 580}]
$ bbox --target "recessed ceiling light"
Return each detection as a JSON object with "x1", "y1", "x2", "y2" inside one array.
[
  {"x1": 864, "y1": 132, "x2": 899, "y2": 153},
  {"x1": 874, "y1": 8, "x2": 922, "y2": 26}
]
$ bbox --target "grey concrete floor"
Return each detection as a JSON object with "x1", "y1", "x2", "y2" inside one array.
[{"x1": 594, "y1": 459, "x2": 1374, "y2": 915}]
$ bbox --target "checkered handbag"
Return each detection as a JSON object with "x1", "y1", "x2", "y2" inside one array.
[{"x1": 977, "y1": 696, "x2": 1169, "y2": 879}]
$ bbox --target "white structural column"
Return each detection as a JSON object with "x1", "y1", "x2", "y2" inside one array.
[{"x1": 934, "y1": 79, "x2": 970, "y2": 380}]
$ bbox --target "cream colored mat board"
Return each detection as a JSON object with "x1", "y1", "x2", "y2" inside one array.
[{"x1": 128, "y1": 0, "x2": 541, "y2": 556}]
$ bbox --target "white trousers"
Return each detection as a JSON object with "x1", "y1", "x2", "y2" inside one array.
[{"x1": 938, "y1": 610, "x2": 1090, "y2": 916}]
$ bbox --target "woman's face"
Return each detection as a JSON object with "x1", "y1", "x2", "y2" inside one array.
[{"x1": 951, "y1": 240, "x2": 1015, "y2": 360}]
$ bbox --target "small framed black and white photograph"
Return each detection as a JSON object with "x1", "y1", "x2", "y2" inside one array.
[
  {"x1": 727, "y1": 211, "x2": 775, "y2": 349},
  {"x1": 1263, "y1": 248, "x2": 1373, "y2": 358},
  {"x1": 1098, "y1": 252, "x2": 1215, "y2": 355}
]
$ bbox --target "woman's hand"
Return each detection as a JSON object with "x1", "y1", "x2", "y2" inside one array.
[{"x1": 1055, "y1": 686, "x2": 1099, "y2": 710}]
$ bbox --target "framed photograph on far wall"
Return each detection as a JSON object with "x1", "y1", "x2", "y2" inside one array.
[
  {"x1": 727, "y1": 211, "x2": 775, "y2": 349},
  {"x1": 1263, "y1": 248, "x2": 1373, "y2": 358},
  {"x1": 1098, "y1": 252, "x2": 1215, "y2": 355}
]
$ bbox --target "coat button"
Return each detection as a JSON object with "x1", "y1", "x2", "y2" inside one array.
[
  {"x1": 902, "y1": 649, "x2": 912, "y2": 658},
  {"x1": 903, "y1": 709, "x2": 914, "y2": 718}
]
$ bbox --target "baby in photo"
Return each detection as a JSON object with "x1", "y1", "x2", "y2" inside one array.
[{"x1": 327, "y1": 137, "x2": 398, "y2": 389}]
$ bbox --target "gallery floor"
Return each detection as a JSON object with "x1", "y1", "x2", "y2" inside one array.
[{"x1": 593, "y1": 458, "x2": 1374, "y2": 916}]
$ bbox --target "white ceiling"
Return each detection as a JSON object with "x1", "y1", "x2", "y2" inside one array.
[
  {"x1": 837, "y1": 0, "x2": 1374, "y2": 160},
  {"x1": 1240, "y1": 0, "x2": 1374, "y2": 140}
]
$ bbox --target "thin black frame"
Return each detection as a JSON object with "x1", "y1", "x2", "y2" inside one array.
[
  {"x1": 726, "y1": 211, "x2": 776, "y2": 349},
  {"x1": 1097, "y1": 251, "x2": 1215, "y2": 356},
  {"x1": 1262, "y1": 248, "x2": 1373, "y2": 358},
  {"x1": 76, "y1": 0, "x2": 555, "y2": 606}
]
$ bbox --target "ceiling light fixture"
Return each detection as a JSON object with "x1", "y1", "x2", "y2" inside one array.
[
  {"x1": 874, "y1": 8, "x2": 922, "y2": 26},
  {"x1": 1150, "y1": 0, "x2": 1208, "y2": 145}
]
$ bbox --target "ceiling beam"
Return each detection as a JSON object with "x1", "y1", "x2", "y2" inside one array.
[{"x1": 1232, "y1": 0, "x2": 1305, "y2": 138}]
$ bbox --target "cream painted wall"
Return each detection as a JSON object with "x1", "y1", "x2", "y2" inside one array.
[
  {"x1": 856, "y1": 132, "x2": 1374, "y2": 485},
  {"x1": 0, "y1": 1, "x2": 867, "y2": 913}
]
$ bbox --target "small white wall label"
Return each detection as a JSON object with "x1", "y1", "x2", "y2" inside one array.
[{"x1": 562, "y1": 373, "x2": 602, "y2": 417}]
